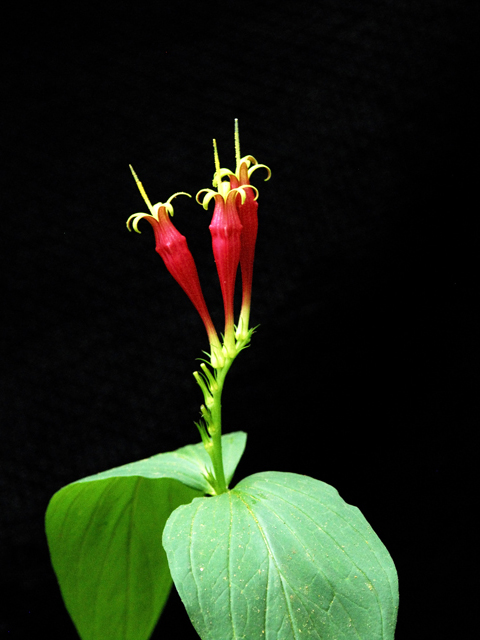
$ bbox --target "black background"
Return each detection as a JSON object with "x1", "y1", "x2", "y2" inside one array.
[{"x1": 2, "y1": 1, "x2": 478, "y2": 638}]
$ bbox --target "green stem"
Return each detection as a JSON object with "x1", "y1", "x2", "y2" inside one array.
[
  {"x1": 206, "y1": 357, "x2": 234, "y2": 495},
  {"x1": 194, "y1": 327, "x2": 254, "y2": 495}
]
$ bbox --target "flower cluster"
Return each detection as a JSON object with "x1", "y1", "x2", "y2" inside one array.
[{"x1": 127, "y1": 120, "x2": 270, "y2": 368}]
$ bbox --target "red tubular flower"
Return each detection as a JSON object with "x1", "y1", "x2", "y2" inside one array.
[
  {"x1": 208, "y1": 190, "x2": 243, "y2": 355},
  {"x1": 197, "y1": 140, "x2": 252, "y2": 357},
  {"x1": 127, "y1": 166, "x2": 223, "y2": 367},
  {"x1": 196, "y1": 125, "x2": 271, "y2": 352},
  {"x1": 232, "y1": 121, "x2": 271, "y2": 339},
  {"x1": 230, "y1": 164, "x2": 258, "y2": 338}
]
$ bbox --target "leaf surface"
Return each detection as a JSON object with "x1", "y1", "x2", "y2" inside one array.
[
  {"x1": 45, "y1": 431, "x2": 247, "y2": 640},
  {"x1": 163, "y1": 471, "x2": 398, "y2": 640},
  {"x1": 75, "y1": 430, "x2": 247, "y2": 493}
]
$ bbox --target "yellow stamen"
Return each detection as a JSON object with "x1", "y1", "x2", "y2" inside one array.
[
  {"x1": 129, "y1": 164, "x2": 154, "y2": 214},
  {"x1": 213, "y1": 139, "x2": 221, "y2": 179},
  {"x1": 234, "y1": 118, "x2": 241, "y2": 169},
  {"x1": 212, "y1": 139, "x2": 231, "y2": 198}
]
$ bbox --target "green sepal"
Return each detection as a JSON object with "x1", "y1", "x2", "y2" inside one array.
[
  {"x1": 163, "y1": 470, "x2": 398, "y2": 640},
  {"x1": 45, "y1": 431, "x2": 247, "y2": 640}
]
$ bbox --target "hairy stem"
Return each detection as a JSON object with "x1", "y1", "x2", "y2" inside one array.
[
  {"x1": 195, "y1": 329, "x2": 254, "y2": 495},
  {"x1": 204, "y1": 357, "x2": 234, "y2": 494}
]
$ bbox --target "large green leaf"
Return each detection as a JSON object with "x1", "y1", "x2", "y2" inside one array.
[
  {"x1": 45, "y1": 431, "x2": 247, "y2": 640},
  {"x1": 163, "y1": 471, "x2": 398, "y2": 640},
  {"x1": 73, "y1": 430, "x2": 247, "y2": 493}
]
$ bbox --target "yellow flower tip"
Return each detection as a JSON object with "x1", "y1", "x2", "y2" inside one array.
[
  {"x1": 236, "y1": 154, "x2": 269, "y2": 179},
  {"x1": 233, "y1": 187, "x2": 248, "y2": 206},
  {"x1": 233, "y1": 185, "x2": 259, "y2": 204},
  {"x1": 239, "y1": 154, "x2": 256, "y2": 169},
  {"x1": 212, "y1": 168, "x2": 235, "y2": 195},
  {"x1": 162, "y1": 191, "x2": 192, "y2": 217},
  {"x1": 126, "y1": 212, "x2": 150, "y2": 233},
  {"x1": 243, "y1": 184, "x2": 260, "y2": 201},
  {"x1": 196, "y1": 189, "x2": 207, "y2": 206},
  {"x1": 196, "y1": 188, "x2": 217, "y2": 210},
  {"x1": 248, "y1": 162, "x2": 272, "y2": 182},
  {"x1": 126, "y1": 213, "x2": 136, "y2": 232}
]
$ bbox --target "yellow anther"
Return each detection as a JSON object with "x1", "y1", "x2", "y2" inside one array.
[
  {"x1": 234, "y1": 118, "x2": 241, "y2": 168},
  {"x1": 213, "y1": 139, "x2": 221, "y2": 180},
  {"x1": 129, "y1": 164, "x2": 154, "y2": 214},
  {"x1": 212, "y1": 139, "x2": 232, "y2": 197}
]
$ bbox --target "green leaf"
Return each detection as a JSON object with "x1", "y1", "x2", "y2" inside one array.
[
  {"x1": 45, "y1": 431, "x2": 247, "y2": 640},
  {"x1": 163, "y1": 471, "x2": 398, "y2": 640},
  {"x1": 74, "y1": 430, "x2": 247, "y2": 493}
]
